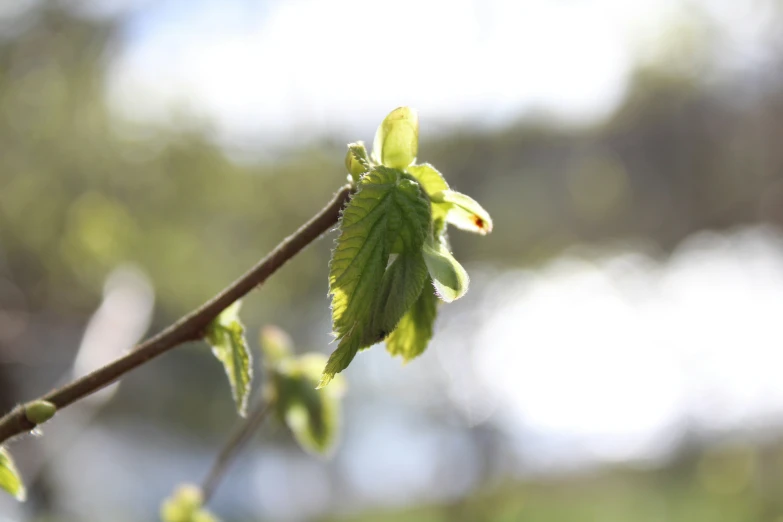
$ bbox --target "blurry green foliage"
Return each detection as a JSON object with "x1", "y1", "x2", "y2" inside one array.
[
  {"x1": 160, "y1": 484, "x2": 218, "y2": 522},
  {"x1": 320, "y1": 439, "x2": 783, "y2": 522},
  {"x1": 0, "y1": 9, "x2": 343, "y2": 323},
  {"x1": 261, "y1": 326, "x2": 344, "y2": 456},
  {"x1": 0, "y1": 447, "x2": 25, "y2": 501}
]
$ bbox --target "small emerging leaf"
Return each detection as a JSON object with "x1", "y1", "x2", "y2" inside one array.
[
  {"x1": 283, "y1": 397, "x2": 339, "y2": 456},
  {"x1": 323, "y1": 166, "x2": 431, "y2": 386},
  {"x1": 160, "y1": 484, "x2": 219, "y2": 522},
  {"x1": 372, "y1": 107, "x2": 419, "y2": 170},
  {"x1": 274, "y1": 354, "x2": 343, "y2": 455},
  {"x1": 422, "y1": 241, "x2": 469, "y2": 303},
  {"x1": 24, "y1": 400, "x2": 56, "y2": 425},
  {"x1": 432, "y1": 190, "x2": 493, "y2": 235},
  {"x1": 386, "y1": 281, "x2": 438, "y2": 361},
  {"x1": 345, "y1": 141, "x2": 370, "y2": 183},
  {"x1": 0, "y1": 447, "x2": 25, "y2": 501},
  {"x1": 206, "y1": 301, "x2": 252, "y2": 417},
  {"x1": 407, "y1": 163, "x2": 451, "y2": 234},
  {"x1": 407, "y1": 163, "x2": 449, "y2": 196}
]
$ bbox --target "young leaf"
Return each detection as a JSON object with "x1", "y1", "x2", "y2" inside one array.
[
  {"x1": 407, "y1": 163, "x2": 449, "y2": 196},
  {"x1": 370, "y1": 251, "x2": 428, "y2": 340},
  {"x1": 282, "y1": 391, "x2": 340, "y2": 456},
  {"x1": 160, "y1": 484, "x2": 219, "y2": 522},
  {"x1": 372, "y1": 107, "x2": 419, "y2": 170},
  {"x1": 345, "y1": 141, "x2": 370, "y2": 183},
  {"x1": 407, "y1": 163, "x2": 451, "y2": 234},
  {"x1": 0, "y1": 447, "x2": 25, "y2": 501},
  {"x1": 386, "y1": 282, "x2": 438, "y2": 361},
  {"x1": 206, "y1": 301, "x2": 252, "y2": 417},
  {"x1": 274, "y1": 354, "x2": 343, "y2": 456},
  {"x1": 432, "y1": 190, "x2": 493, "y2": 235},
  {"x1": 422, "y1": 240, "x2": 469, "y2": 303},
  {"x1": 324, "y1": 166, "x2": 431, "y2": 386}
]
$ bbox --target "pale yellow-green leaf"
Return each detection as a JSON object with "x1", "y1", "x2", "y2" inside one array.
[
  {"x1": 386, "y1": 282, "x2": 438, "y2": 361},
  {"x1": 422, "y1": 240, "x2": 469, "y2": 303},
  {"x1": 407, "y1": 163, "x2": 449, "y2": 195},
  {"x1": 0, "y1": 447, "x2": 25, "y2": 501},
  {"x1": 206, "y1": 301, "x2": 252, "y2": 417},
  {"x1": 372, "y1": 107, "x2": 419, "y2": 169},
  {"x1": 160, "y1": 484, "x2": 220, "y2": 522},
  {"x1": 345, "y1": 141, "x2": 370, "y2": 183},
  {"x1": 431, "y1": 189, "x2": 493, "y2": 235},
  {"x1": 274, "y1": 353, "x2": 343, "y2": 455},
  {"x1": 407, "y1": 163, "x2": 451, "y2": 234}
]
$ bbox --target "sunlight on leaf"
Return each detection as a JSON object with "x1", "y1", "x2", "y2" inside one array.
[
  {"x1": 432, "y1": 189, "x2": 493, "y2": 235},
  {"x1": 422, "y1": 241, "x2": 469, "y2": 303},
  {"x1": 408, "y1": 163, "x2": 450, "y2": 233},
  {"x1": 273, "y1": 354, "x2": 344, "y2": 455},
  {"x1": 206, "y1": 301, "x2": 252, "y2": 417},
  {"x1": 371, "y1": 251, "x2": 428, "y2": 339},
  {"x1": 372, "y1": 107, "x2": 419, "y2": 170},
  {"x1": 0, "y1": 447, "x2": 25, "y2": 502},
  {"x1": 323, "y1": 166, "x2": 430, "y2": 386},
  {"x1": 326, "y1": 107, "x2": 493, "y2": 379},
  {"x1": 160, "y1": 484, "x2": 219, "y2": 522},
  {"x1": 407, "y1": 163, "x2": 449, "y2": 195},
  {"x1": 386, "y1": 281, "x2": 438, "y2": 361},
  {"x1": 345, "y1": 141, "x2": 370, "y2": 183}
]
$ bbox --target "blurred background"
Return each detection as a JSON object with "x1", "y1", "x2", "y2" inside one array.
[{"x1": 2, "y1": 0, "x2": 783, "y2": 520}]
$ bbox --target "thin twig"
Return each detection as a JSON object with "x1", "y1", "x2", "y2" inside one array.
[
  {"x1": 0, "y1": 185, "x2": 352, "y2": 445},
  {"x1": 201, "y1": 399, "x2": 272, "y2": 504}
]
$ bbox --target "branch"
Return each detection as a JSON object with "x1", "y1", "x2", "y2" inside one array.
[
  {"x1": 201, "y1": 398, "x2": 271, "y2": 503},
  {"x1": 0, "y1": 185, "x2": 352, "y2": 445}
]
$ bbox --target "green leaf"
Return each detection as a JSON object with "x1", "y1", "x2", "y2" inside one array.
[
  {"x1": 407, "y1": 163, "x2": 449, "y2": 195},
  {"x1": 274, "y1": 354, "x2": 343, "y2": 456},
  {"x1": 431, "y1": 190, "x2": 493, "y2": 235},
  {"x1": 0, "y1": 447, "x2": 25, "y2": 501},
  {"x1": 386, "y1": 281, "x2": 438, "y2": 361},
  {"x1": 206, "y1": 301, "x2": 252, "y2": 417},
  {"x1": 345, "y1": 141, "x2": 370, "y2": 183},
  {"x1": 372, "y1": 107, "x2": 419, "y2": 169},
  {"x1": 407, "y1": 163, "x2": 450, "y2": 234},
  {"x1": 370, "y1": 251, "x2": 428, "y2": 340},
  {"x1": 323, "y1": 166, "x2": 431, "y2": 386},
  {"x1": 422, "y1": 240, "x2": 469, "y2": 303},
  {"x1": 160, "y1": 484, "x2": 220, "y2": 522},
  {"x1": 283, "y1": 396, "x2": 339, "y2": 456}
]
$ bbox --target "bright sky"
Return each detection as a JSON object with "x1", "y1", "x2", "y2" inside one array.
[{"x1": 108, "y1": 0, "x2": 691, "y2": 149}]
